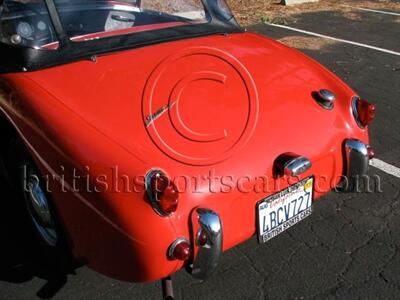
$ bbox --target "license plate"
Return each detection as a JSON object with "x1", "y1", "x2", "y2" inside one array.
[{"x1": 257, "y1": 177, "x2": 314, "y2": 244}]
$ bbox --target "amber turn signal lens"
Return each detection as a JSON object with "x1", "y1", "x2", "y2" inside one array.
[
  {"x1": 172, "y1": 241, "x2": 191, "y2": 261},
  {"x1": 356, "y1": 99, "x2": 376, "y2": 127}
]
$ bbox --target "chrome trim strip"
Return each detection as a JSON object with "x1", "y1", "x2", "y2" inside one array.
[
  {"x1": 191, "y1": 208, "x2": 223, "y2": 280},
  {"x1": 341, "y1": 139, "x2": 369, "y2": 192}
]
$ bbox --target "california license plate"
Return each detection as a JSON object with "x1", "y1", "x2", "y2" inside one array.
[{"x1": 257, "y1": 177, "x2": 314, "y2": 244}]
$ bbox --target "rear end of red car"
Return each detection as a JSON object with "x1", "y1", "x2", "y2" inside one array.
[{"x1": 139, "y1": 35, "x2": 376, "y2": 279}]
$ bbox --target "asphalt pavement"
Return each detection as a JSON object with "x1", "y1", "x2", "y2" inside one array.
[{"x1": 1, "y1": 4, "x2": 399, "y2": 300}]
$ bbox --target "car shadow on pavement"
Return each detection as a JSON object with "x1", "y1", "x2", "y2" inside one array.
[{"x1": 0, "y1": 179, "x2": 70, "y2": 299}]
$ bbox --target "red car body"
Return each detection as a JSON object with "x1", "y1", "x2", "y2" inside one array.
[{"x1": 0, "y1": 1, "x2": 373, "y2": 283}]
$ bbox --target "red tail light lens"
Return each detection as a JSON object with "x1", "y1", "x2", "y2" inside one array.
[
  {"x1": 158, "y1": 185, "x2": 179, "y2": 215},
  {"x1": 146, "y1": 170, "x2": 179, "y2": 216},
  {"x1": 353, "y1": 97, "x2": 376, "y2": 127},
  {"x1": 169, "y1": 239, "x2": 191, "y2": 261},
  {"x1": 151, "y1": 173, "x2": 169, "y2": 193},
  {"x1": 172, "y1": 241, "x2": 191, "y2": 261}
]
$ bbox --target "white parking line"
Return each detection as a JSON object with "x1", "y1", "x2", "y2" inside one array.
[
  {"x1": 345, "y1": 6, "x2": 400, "y2": 17},
  {"x1": 370, "y1": 159, "x2": 400, "y2": 179},
  {"x1": 266, "y1": 23, "x2": 400, "y2": 56}
]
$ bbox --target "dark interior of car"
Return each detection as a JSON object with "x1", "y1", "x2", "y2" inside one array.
[{"x1": 1, "y1": 2, "x2": 199, "y2": 48}]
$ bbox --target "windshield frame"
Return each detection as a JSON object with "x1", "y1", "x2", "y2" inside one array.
[{"x1": 0, "y1": 0, "x2": 242, "y2": 73}]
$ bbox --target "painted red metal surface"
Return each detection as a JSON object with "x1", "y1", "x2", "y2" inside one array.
[{"x1": 0, "y1": 32, "x2": 369, "y2": 282}]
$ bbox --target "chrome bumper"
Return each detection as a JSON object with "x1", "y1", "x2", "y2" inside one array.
[
  {"x1": 340, "y1": 139, "x2": 369, "y2": 192},
  {"x1": 190, "y1": 208, "x2": 223, "y2": 280}
]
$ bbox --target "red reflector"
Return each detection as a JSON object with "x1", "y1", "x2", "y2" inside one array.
[
  {"x1": 356, "y1": 99, "x2": 376, "y2": 127},
  {"x1": 172, "y1": 241, "x2": 191, "y2": 261}
]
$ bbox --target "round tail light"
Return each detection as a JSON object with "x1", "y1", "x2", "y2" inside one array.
[
  {"x1": 168, "y1": 238, "x2": 191, "y2": 261},
  {"x1": 146, "y1": 170, "x2": 179, "y2": 216},
  {"x1": 353, "y1": 97, "x2": 376, "y2": 128}
]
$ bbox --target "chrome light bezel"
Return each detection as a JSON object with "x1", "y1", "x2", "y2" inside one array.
[
  {"x1": 352, "y1": 96, "x2": 366, "y2": 129},
  {"x1": 168, "y1": 237, "x2": 191, "y2": 260},
  {"x1": 144, "y1": 169, "x2": 175, "y2": 217}
]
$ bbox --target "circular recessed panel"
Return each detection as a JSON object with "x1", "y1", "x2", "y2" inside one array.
[{"x1": 142, "y1": 47, "x2": 259, "y2": 166}]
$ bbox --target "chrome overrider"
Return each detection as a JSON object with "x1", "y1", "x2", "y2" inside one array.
[
  {"x1": 190, "y1": 208, "x2": 223, "y2": 280},
  {"x1": 341, "y1": 139, "x2": 370, "y2": 192}
]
